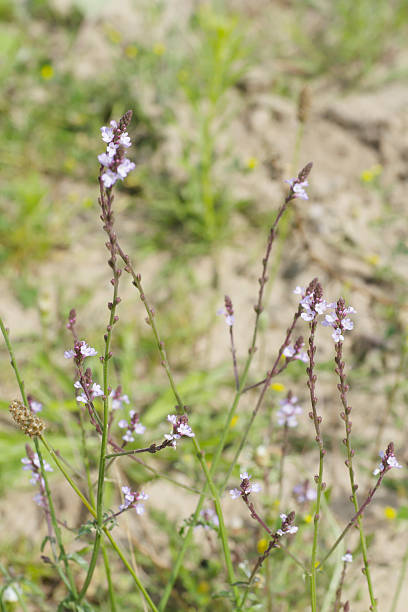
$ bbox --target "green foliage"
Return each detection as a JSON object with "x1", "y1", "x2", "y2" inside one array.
[{"x1": 291, "y1": 0, "x2": 408, "y2": 83}]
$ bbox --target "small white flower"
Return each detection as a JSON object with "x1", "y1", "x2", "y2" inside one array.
[
  {"x1": 101, "y1": 126, "x2": 115, "y2": 143},
  {"x1": 229, "y1": 488, "x2": 241, "y2": 500},
  {"x1": 293, "y1": 286, "x2": 304, "y2": 295},
  {"x1": 80, "y1": 343, "x2": 97, "y2": 357},
  {"x1": 64, "y1": 349, "x2": 75, "y2": 359},
  {"x1": 283, "y1": 345, "x2": 296, "y2": 358},
  {"x1": 102, "y1": 170, "x2": 119, "y2": 188},
  {"x1": 134, "y1": 503, "x2": 145, "y2": 515},
  {"x1": 167, "y1": 414, "x2": 178, "y2": 425},
  {"x1": 106, "y1": 142, "x2": 118, "y2": 157},
  {"x1": 134, "y1": 423, "x2": 146, "y2": 435},
  {"x1": 117, "y1": 158, "x2": 136, "y2": 179},
  {"x1": 98, "y1": 152, "x2": 112, "y2": 167},
  {"x1": 177, "y1": 423, "x2": 194, "y2": 437},
  {"x1": 118, "y1": 419, "x2": 128, "y2": 429},
  {"x1": 122, "y1": 431, "x2": 135, "y2": 443},
  {"x1": 91, "y1": 383, "x2": 104, "y2": 397},
  {"x1": 342, "y1": 553, "x2": 353, "y2": 563},
  {"x1": 251, "y1": 482, "x2": 262, "y2": 493},
  {"x1": 217, "y1": 308, "x2": 234, "y2": 326},
  {"x1": 30, "y1": 401, "x2": 42, "y2": 413},
  {"x1": 301, "y1": 309, "x2": 315, "y2": 322},
  {"x1": 297, "y1": 351, "x2": 309, "y2": 363},
  {"x1": 240, "y1": 471, "x2": 250, "y2": 480},
  {"x1": 2, "y1": 584, "x2": 22, "y2": 603},
  {"x1": 119, "y1": 132, "x2": 131, "y2": 147},
  {"x1": 387, "y1": 455, "x2": 403, "y2": 469},
  {"x1": 332, "y1": 328, "x2": 344, "y2": 343}
]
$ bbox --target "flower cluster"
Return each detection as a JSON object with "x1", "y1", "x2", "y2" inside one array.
[
  {"x1": 217, "y1": 295, "x2": 235, "y2": 326},
  {"x1": 110, "y1": 386, "x2": 130, "y2": 410},
  {"x1": 64, "y1": 341, "x2": 97, "y2": 364},
  {"x1": 74, "y1": 380, "x2": 103, "y2": 404},
  {"x1": 229, "y1": 472, "x2": 262, "y2": 500},
  {"x1": 118, "y1": 410, "x2": 146, "y2": 442},
  {"x1": 198, "y1": 507, "x2": 219, "y2": 529},
  {"x1": 73, "y1": 368, "x2": 103, "y2": 406},
  {"x1": 322, "y1": 298, "x2": 356, "y2": 343},
  {"x1": 295, "y1": 285, "x2": 329, "y2": 322},
  {"x1": 22, "y1": 452, "x2": 52, "y2": 486},
  {"x1": 295, "y1": 286, "x2": 356, "y2": 343},
  {"x1": 276, "y1": 512, "x2": 298, "y2": 536},
  {"x1": 285, "y1": 177, "x2": 309, "y2": 200},
  {"x1": 373, "y1": 442, "x2": 403, "y2": 476},
  {"x1": 277, "y1": 392, "x2": 302, "y2": 428},
  {"x1": 283, "y1": 341, "x2": 308, "y2": 363},
  {"x1": 119, "y1": 485, "x2": 148, "y2": 515},
  {"x1": 164, "y1": 414, "x2": 194, "y2": 448},
  {"x1": 98, "y1": 113, "x2": 135, "y2": 189},
  {"x1": 293, "y1": 480, "x2": 317, "y2": 504}
]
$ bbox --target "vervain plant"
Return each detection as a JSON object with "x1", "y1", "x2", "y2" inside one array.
[{"x1": 1, "y1": 111, "x2": 404, "y2": 611}]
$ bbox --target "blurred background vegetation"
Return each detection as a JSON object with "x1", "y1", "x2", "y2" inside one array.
[{"x1": 1, "y1": 0, "x2": 408, "y2": 610}]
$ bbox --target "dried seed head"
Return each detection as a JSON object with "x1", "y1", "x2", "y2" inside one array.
[
  {"x1": 297, "y1": 162, "x2": 313, "y2": 183},
  {"x1": 9, "y1": 400, "x2": 45, "y2": 437}
]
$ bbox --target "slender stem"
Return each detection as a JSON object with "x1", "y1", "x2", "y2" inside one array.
[
  {"x1": 305, "y1": 285, "x2": 325, "y2": 612},
  {"x1": 0, "y1": 319, "x2": 77, "y2": 599},
  {"x1": 106, "y1": 438, "x2": 200, "y2": 494},
  {"x1": 0, "y1": 317, "x2": 28, "y2": 406},
  {"x1": 35, "y1": 438, "x2": 78, "y2": 597},
  {"x1": 220, "y1": 307, "x2": 301, "y2": 492},
  {"x1": 334, "y1": 318, "x2": 377, "y2": 610},
  {"x1": 115, "y1": 241, "x2": 240, "y2": 606},
  {"x1": 334, "y1": 560, "x2": 348, "y2": 612},
  {"x1": 40, "y1": 435, "x2": 158, "y2": 610},
  {"x1": 80, "y1": 408, "x2": 117, "y2": 612},
  {"x1": 40, "y1": 436, "x2": 95, "y2": 516},
  {"x1": 102, "y1": 544, "x2": 117, "y2": 612},
  {"x1": 318, "y1": 470, "x2": 387, "y2": 569},
  {"x1": 79, "y1": 178, "x2": 122, "y2": 601},
  {"x1": 229, "y1": 325, "x2": 240, "y2": 391}
]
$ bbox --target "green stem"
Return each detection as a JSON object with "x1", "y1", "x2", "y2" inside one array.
[
  {"x1": 102, "y1": 543, "x2": 117, "y2": 612},
  {"x1": 80, "y1": 410, "x2": 117, "y2": 611},
  {"x1": 35, "y1": 438, "x2": 78, "y2": 597},
  {"x1": 157, "y1": 202, "x2": 293, "y2": 610},
  {"x1": 40, "y1": 436, "x2": 158, "y2": 611},
  {"x1": 310, "y1": 451, "x2": 324, "y2": 612},
  {"x1": 0, "y1": 319, "x2": 77, "y2": 600},
  {"x1": 117, "y1": 243, "x2": 240, "y2": 606}
]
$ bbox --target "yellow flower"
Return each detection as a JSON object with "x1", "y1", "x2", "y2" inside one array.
[
  {"x1": 361, "y1": 164, "x2": 382, "y2": 183},
  {"x1": 198, "y1": 581, "x2": 210, "y2": 594},
  {"x1": 270, "y1": 382, "x2": 285, "y2": 392},
  {"x1": 384, "y1": 506, "x2": 397, "y2": 520},
  {"x1": 40, "y1": 64, "x2": 54, "y2": 80},
  {"x1": 230, "y1": 415, "x2": 239, "y2": 428},
  {"x1": 304, "y1": 514, "x2": 312, "y2": 523},
  {"x1": 125, "y1": 45, "x2": 138, "y2": 58},
  {"x1": 364, "y1": 253, "x2": 380, "y2": 267},
  {"x1": 153, "y1": 42, "x2": 166, "y2": 56},
  {"x1": 246, "y1": 157, "x2": 259, "y2": 170},
  {"x1": 106, "y1": 28, "x2": 122, "y2": 44},
  {"x1": 257, "y1": 538, "x2": 268, "y2": 554}
]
